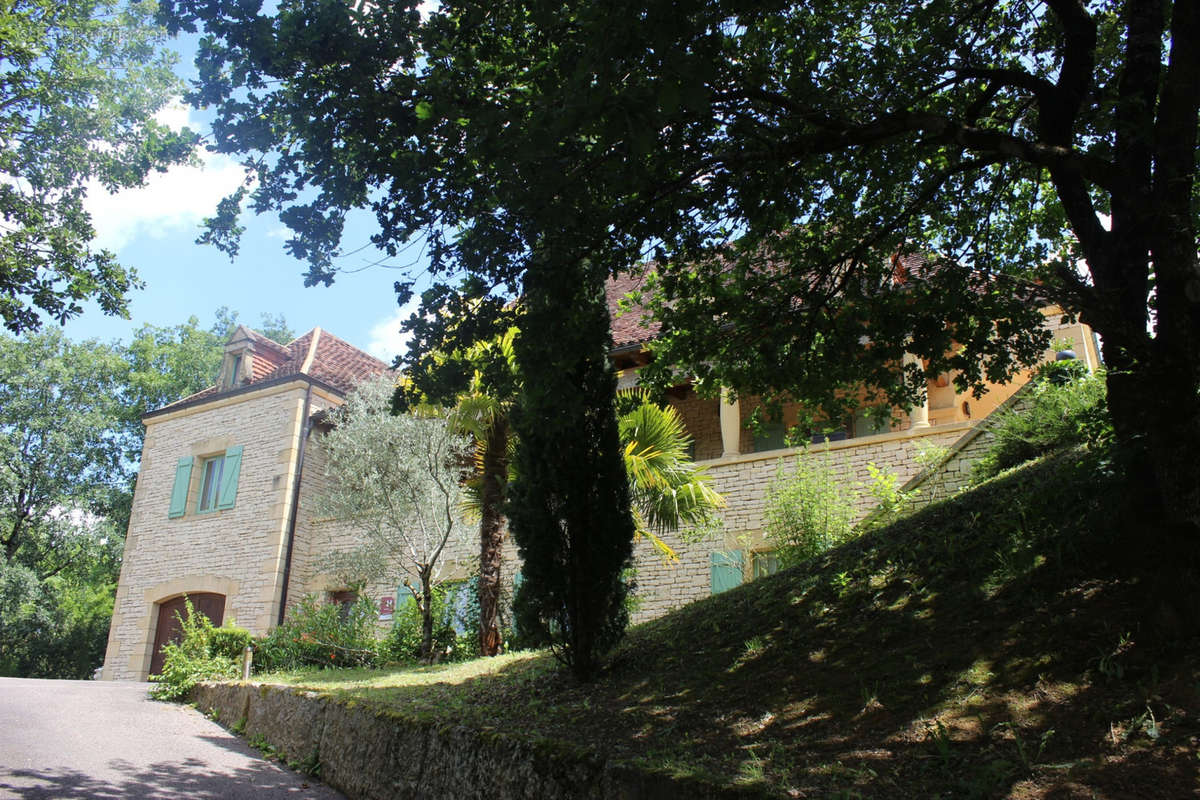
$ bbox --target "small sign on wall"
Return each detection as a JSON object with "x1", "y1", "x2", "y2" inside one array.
[{"x1": 379, "y1": 595, "x2": 395, "y2": 621}]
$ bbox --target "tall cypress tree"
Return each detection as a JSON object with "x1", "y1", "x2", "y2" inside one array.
[{"x1": 507, "y1": 255, "x2": 635, "y2": 681}]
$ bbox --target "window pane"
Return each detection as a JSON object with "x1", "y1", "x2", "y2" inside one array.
[
  {"x1": 753, "y1": 421, "x2": 786, "y2": 452},
  {"x1": 853, "y1": 408, "x2": 889, "y2": 438},
  {"x1": 228, "y1": 354, "x2": 242, "y2": 387},
  {"x1": 198, "y1": 456, "x2": 225, "y2": 511},
  {"x1": 752, "y1": 551, "x2": 780, "y2": 578}
]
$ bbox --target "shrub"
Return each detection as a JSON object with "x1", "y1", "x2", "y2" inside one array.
[
  {"x1": 764, "y1": 453, "x2": 856, "y2": 567},
  {"x1": 208, "y1": 624, "x2": 253, "y2": 660},
  {"x1": 255, "y1": 594, "x2": 381, "y2": 673},
  {"x1": 857, "y1": 461, "x2": 915, "y2": 530},
  {"x1": 149, "y1": 598, "x2": 239, "y2": 701},
  {"x1": 382, "y1": 582, "x2": 480, "y2": 664},
  {"x1": 973, "y1": 362, "x2": 1111, "y2": 481},
  {"x1": 0, "y1": 563, "x2": 115, "y2": 680},
  {"x1": 510, "y1": 577, "x2": 551, "y2": 651}
]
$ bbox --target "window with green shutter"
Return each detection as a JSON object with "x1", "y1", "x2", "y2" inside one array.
[
  {"x1": 167, "y1": 457, "x2": 194, "y2": 518},
  {"x1": 171, "y1": 445, "x2": 244, "y2": 516},
  {"x1": 216, "y1": 445, "x2": 242, "y2": 510},
  {"x1": 710, "y1": 550, "x2": 744, "y2": 594},
  {"x1": 396, "y1": 586, "x2": 416, "y2": 614}
]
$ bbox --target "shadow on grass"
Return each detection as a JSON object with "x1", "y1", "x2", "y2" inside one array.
[{"x1": 278, "y1": 449, "x2": 1200, "y2": 798}]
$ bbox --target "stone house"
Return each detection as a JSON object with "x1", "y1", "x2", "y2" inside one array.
[
  {"x1": 102, "y1": 326, "x2": 408, "y2": 680},
  {"x1": 604, "y1": 274, "x2": 1102, "y2": 621},
  {"x1": 103, "y1": 284, "x2": 1099, "y2": 679}
]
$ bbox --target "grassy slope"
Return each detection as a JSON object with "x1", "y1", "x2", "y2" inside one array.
[{"x1": 270, "y1": 448, "x2": 1199, "y2": 798}]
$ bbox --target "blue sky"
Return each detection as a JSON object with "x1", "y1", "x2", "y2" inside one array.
[{"x1": 63, "y1": 77, "x2": 424, "y2": 364}]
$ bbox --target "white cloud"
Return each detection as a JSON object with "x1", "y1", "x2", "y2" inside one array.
[
  {"x1": 84, "y1": 104, "x2": 250, "y2": 253},
  {"x1": 366, "y1": 306, "x2": 414, "y2": 364},
  {"x1": 153, "y1": 102, "x2": 194, "y2": 132}
]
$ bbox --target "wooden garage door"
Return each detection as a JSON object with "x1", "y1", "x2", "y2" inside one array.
[{"x1": 149, "y1": 593, "x2": 225, "y2": 676}]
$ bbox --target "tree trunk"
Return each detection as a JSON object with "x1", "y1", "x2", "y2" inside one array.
[
  {"x1": 478, "y1": 415, "x2": 508, "y2": 656},
  {"x1": 1100, "y1": 245, "x2": 1200, "y2": 632},
  {"x1": 419, "y1": 572, "x2": 435, "y2": 664},
  {"x1": 506, "y1": 253, "x2": 637, "y2": 681}
]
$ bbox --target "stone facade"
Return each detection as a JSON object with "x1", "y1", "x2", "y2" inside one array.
[
  {"x1": 285, "y1": 426, "x2": 479, "y2": 623},
  {"x1": 105, "y1": 309, "x2": 1098, "y2": 679},
  {"x1": 102, "y1": 382, "x2": 339, "y2": 680}
]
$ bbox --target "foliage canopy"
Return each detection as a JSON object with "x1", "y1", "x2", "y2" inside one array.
[
  {"x1": 0, "y1": 0, "x2": 196, "y2": 332},
  {"x1": 162, "y1": 0, "x2": 1199, "y2": 589}
]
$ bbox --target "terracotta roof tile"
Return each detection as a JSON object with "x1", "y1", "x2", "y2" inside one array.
[
  {"x1": 244, "y1": 329, "x2": 291, "y2": 380},
  {"x1": 302, "y1": 329, "x2": 392, "y2": 394},
  {"x1": 152, "y1": 327, "x2": 389, "y2": 415},
  {"x1": 606, "y1": 272, "x2": 660, "y2": 349},
  {"x1": 605, "y1": 249, "x2": 943, "y2": 350}
]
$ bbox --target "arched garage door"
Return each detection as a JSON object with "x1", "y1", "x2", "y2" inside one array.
[{"x1": 149, "y1": 593, "x2": 225, "y2": 676}]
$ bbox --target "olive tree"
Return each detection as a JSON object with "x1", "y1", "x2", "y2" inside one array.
[{"x1": 312, "y1": 376, "x2": 472, "y2": 663}]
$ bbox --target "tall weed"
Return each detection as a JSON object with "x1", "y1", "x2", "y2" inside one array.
[
  {"x1": 764, "y1": 453, "x2": 856, "y2": 566},
  {"x1": 973, "y1": 362, "x2": 1110, "y2": 481}
]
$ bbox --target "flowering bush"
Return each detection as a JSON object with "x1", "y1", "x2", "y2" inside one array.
[{"x1": 255, "y1": 594, "x2": 381, "y2": 672}]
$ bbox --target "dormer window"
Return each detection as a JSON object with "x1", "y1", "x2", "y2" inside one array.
[
  {"x1": 227, "y1": 354, "x2": 243, "y2": 388},
  {"x1": 220, "y1": 325, "x2": 260, "y2": 390}
]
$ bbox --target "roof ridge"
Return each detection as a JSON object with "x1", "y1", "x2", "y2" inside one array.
[
  {"x1": 241, "y1": 327, "x2": 291, "y2": 355},
  {"x1": 300, "y1": 327, "x2": 322, "y2": 374},
  {"x1": 312, "y1": 328, "x2": 391, "y2": 369}
]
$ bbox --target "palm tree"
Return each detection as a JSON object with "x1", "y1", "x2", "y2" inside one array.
[
  {"x1": 456, "y1": 363, "x2": 725, "y2": 651},
  {"x1": 448, "y1": 328, "x2": 518, "y2": 657},
  {"x1": 618, "y1": 390, "x2": 726, "y2": 559}
]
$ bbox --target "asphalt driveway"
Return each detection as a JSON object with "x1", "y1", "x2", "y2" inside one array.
[{"x1": 0, "y1": 678, "x2": 344, "y2": 799}]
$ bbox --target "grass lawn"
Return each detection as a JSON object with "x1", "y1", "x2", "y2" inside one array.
[{"x1": 261, "y1": 447, "x2": 1200, "y2": 798}]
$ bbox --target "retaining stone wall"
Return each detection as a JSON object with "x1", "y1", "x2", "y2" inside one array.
[
  {"x1": 192, "y1": 682, "x2": 760, "y2": 800},
  {"x1": 901, "y1": 387, "x2": 1036, "y2": 509},
  {"x1": 630, "y1": 425, "x2": 968, "y2": 623}
]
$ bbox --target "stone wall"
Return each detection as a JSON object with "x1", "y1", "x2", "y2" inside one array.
[
  {"x1": 629, "y1": 424, "x2": 969, "y2": 623},
  {"x1": 667, "y1": 388, "x2": 723, "y2": 461},
  {"x1": 900, "y1": 384, "x2": 1036, "y2": 509},
  {"x1": 286, "y1": 422, "x2": 479, "y2": 621},
  {"x1": 102, "y1": 384, "x2": 314, "y2": 680},
  {"x1": 192, "y1": 681, "x2": 758, "y2": 800}
]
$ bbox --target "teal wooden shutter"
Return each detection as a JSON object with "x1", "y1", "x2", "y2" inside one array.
[
  {"x1": 710, "y1": 550, "x2": 744, "y2": 594},
  {"x1": 510, "y1": 571, "x2": 524, "y2": 637},
  {"x1": 216, "y1": 445, "x2": 243, "y2": 510},
  {"x1": 397, "y1": 586, "x2": 416, "y2": 616},
  {"x1": 168, "y1": 457, "x2": 194, "y2": 518}
]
